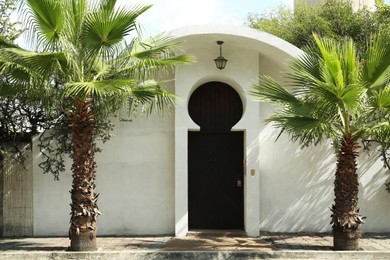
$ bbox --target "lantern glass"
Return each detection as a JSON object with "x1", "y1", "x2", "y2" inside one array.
[{"x1": 214, "y1": 56, "x2": 228, "y2": 70}]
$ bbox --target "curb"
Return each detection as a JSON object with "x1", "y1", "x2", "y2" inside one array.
[{"x1": 1, "y1": 250, "x2": 390, "y2": 260}]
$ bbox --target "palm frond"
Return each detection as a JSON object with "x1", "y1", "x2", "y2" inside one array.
[
  {"x1": 267, "y1": 115, "x2": 321, "y2": 131},
  {"x1": 127, "y1": 80, "x2": 176, "y2": 116},
  {"x1": 251, "y1": 34, "x2": 374, "y2": 146},
  {"x1": 98, "y1": 0, "x2": 117, "y2": 13},
  {"x1": 0, "y1": 36, "x2": 20, "y2": 48},
  {"x1": 116, "y1": 54, "x2": 194, "y2": 80},
  {"x1": 363, "y1": 34, "x2": 390, "y2": 91},
  {"x1": 129, "y1": 35, "x2": 183, "y2": 59},
  {"x1": 0, "y1": 52, "x2": 32, "y2": 87},
  {"x1": 0, "y1": 82, "x2": 24, "y2": 96},
  {"x1": 114, "y1": 34, "x2": 195, "y2": 80},
  {"x1": 289, "y1": 50, "x2": 322, "y2": 87},
  {"x1": 24, "y1": 0, "x2": 65, "y2": 50},
  {"x1": 266, "y1": 113, "x2": 331, "y2": 146},
  {"x1": 339, "y1": 84, "x2": 366, "y2": 111},
  {"x1": 82, "y1": 3, "x2": 152, "y2": 58},
  {"x1": 370, "y1": 88, "x2": 390, "y2": 110},
  {"x1": 341, "y1": 38, "x2": 359, "y2": 87},
  {"x1": 0, "y1": 47, "x2": 67, "y2": 78},
  {"x1": 65, "y1": 0, "x2": 88, "y2": 46},
  {"x1": 313, "y1": 34, "x2": 345, "y2": 91},
  {"x1": 64, "y1": 79, "x2": 135, "y2": 100},
  {"x1": 366, "y1": 121, "x2": 390, "y2": 146},
  {"x1": 250, "y1": 75, "x2": 301, "y2": 105}
]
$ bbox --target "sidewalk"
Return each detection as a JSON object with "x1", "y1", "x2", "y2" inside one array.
[{"x1": 0, "y1": 231, "x2": 390, "y2": 259}]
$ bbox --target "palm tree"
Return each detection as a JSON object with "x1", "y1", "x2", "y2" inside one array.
[
  {"x1": 5, "y1": 0, "x2": 193, "y2": 251},
  {"x1": 250, "y1": 34, "x2": 390, "y2": 250}
]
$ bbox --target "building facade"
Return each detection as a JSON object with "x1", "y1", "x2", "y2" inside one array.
[{"x1": 26, "y1": 25, "x2": 390, "y2": 237}]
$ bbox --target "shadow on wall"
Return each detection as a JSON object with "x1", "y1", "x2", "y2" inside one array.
[
  {"x1": 358, "y1": 146, "x2": 390, "y2": 232},
  {"x1": 258, "y1": 124, "x2": 390, "y2": 233}
]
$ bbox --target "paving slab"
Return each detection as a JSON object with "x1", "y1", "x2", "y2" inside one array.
[
  {"x1": 163, "y1": 230, "x2": 274, "y2": 251},
  {"x1": 0, "y1": 232, "x2": 389, "y2": 259},
  {"x1": 263, "y1": 232, "x2": 390, "y2": 251}
]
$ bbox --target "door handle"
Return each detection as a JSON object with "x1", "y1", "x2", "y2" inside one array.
[{"x1": 237, "y1": 180, "x2": 242, "y2": 187}]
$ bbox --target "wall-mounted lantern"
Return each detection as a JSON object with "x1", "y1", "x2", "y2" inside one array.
[{"x1": 214, "y1": 41, "x2": 228, "y2": 70}]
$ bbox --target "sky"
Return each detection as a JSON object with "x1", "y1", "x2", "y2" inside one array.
[
  {"x1": 121, "y1": 0, "x2": 294, "y2": 37},
  {"x1": 121, "y1": 0, "x2": 390, "y2": 38},
  {"x1": 14, "y1": 0, "x2": 390, "y2": 46}
]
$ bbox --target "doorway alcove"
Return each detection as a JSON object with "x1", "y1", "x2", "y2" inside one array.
[{"x1": 187, "y1": 81, "x2": 244, "y2": 229}]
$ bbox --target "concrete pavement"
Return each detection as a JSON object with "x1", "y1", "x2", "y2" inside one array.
[{"x1": 0, "y1": 231, "x2": 390, "y2": 259}]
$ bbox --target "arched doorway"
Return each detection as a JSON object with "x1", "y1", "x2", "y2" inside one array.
[{"x1": 188, "y1": 81, "x2": 244, "y2": 229}]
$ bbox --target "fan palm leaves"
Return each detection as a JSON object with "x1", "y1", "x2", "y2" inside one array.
[
  {"x1": 0, "y1": 37, "x2": 56, "y2": 156},
  {"x1": 7, "y1": 0, "x2": 193, "y2": 251},
  {"x1": 251, "y1": 34, "x2": 390, "y2": 250}
]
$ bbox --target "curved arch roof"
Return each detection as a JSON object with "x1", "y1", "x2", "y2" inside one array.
[{"x1": 170, "y1": 24, "x2": 303, "y2": 62}]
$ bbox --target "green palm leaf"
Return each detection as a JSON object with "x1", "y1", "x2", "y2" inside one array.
[
  {"x1": 64, "y1": 79, "x2": 135, "y2": 99},
  {"x1": 267, "y1": 115, "x2": 321, "y2": 131},
  {"x1": 371, "y1": 88, "x2": 390, "y2": 109},
  {"x1": 0, "y1": 36, "x2": 19, "y2": 48},
  {"x1": 314, "y1": 34, "x2": 345, "y2": 90},
  {"x1": 289, "y1": 51, "x2": 322, "y2": 88},
  {"x1": 363, "y1": 34, "x2": 390, "y2": 91},
  {"x1": 250, "y1": 75, "x2": 301, "y2": 105},
  {"x1": 127, "y1": 80, "x2": 176, "y2": 116},
  {"x1": 97, "y1": 0, "x2": 117, "y2": 13},
  {"x1": 82, "y1": 4, "x2": 151, "y2": 57},
  {"x1": 266, "y1": 113, "x2": 331, "y2": 146},
  {"x1": 339, "y1": 84, "x2": 365, "y2": 111},
  {"x1": 0, "y1": 47, "x2": 66, "y2": 78},
  {"x1": 24, "y1": 0, "x2": 65, "y2": 49},
  {"x1": 114, "y1": 35, "x2": 195, "y2": 80},
  {"x1": 366, "y1": 122, "x2": 390, "y2": 147},
  {"x1": 341, "y1": 38, "x2": 359, "y2": 87}
]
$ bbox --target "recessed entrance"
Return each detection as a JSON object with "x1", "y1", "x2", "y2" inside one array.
[{"x1": 188, "y1": 81, "x2": 244, "y2": 229}]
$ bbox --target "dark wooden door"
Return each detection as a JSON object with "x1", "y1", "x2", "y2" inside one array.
[{"x1": 188, "y1": 131, "x2": 244, "y2": 229}]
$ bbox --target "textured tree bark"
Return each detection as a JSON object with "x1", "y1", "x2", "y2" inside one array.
[
  {"x1": 331, "y1": 134, "x2": 364, "y2": 250},
  {"x1": 68, "y1": 100, "x2": 100, "y2": 251}
]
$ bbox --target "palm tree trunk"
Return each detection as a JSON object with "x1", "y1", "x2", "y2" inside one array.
[
  {"x1": 331, "y1": 134, "x2": 364, "y2": 250},
  {"x1": 68, "y1": 100, "x2": 100, "y2": 251}
]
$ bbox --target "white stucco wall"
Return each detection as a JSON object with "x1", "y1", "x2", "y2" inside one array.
[
  {"x1": 95, "y1": 111, "x2": 175, "y2": 235},
  {"x1": 33, "y1": 137, "x2": 71, "y2": 236},
  {"x1": 258, "y1": 121, "x2": 390, "y2": 233},
  {"x1": 33, "y1": 101, "x2": 175, "y2": 236},
  {"x1": 358, "y1": 149, "x2": 390, "y2": 232}
]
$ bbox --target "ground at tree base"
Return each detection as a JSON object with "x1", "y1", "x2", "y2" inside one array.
[{"x1": 1, "y1": 231, "x2": 390, "y2": 252}]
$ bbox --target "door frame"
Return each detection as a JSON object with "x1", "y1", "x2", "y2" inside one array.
[{"x1": 174, "y1": 78, "x2": 261, "y2": 238}]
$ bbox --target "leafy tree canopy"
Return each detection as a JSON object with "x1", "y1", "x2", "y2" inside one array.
[
  {"x1": 0, "y1": 0, "x2": 42, "y2": 159},
  {"x1": 246, "y1": 0, "x2": 390, "y2": 53},
  {"x1": 0, "y1": 0, "x2": 25, "y2": 41}
]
